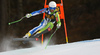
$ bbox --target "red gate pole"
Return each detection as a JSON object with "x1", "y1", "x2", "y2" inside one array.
[
  {"x1": 42, "y1": 0, "x2": 47, "y2": 45},
  {"x1": 60, "y1": 0, "x2": 68, "y2": 43},
  {"x1": 63, "y1": 17, "x2": 68, "y2": 43}
]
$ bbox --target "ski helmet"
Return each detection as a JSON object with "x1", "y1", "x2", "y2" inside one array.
[{"x1": 49, "y1": 1, "x2": 56, "y2": 10}]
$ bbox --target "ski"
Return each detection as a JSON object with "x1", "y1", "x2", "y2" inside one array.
[{"x1": 13, "y1": 38, "x2": 38, "y2": 41}]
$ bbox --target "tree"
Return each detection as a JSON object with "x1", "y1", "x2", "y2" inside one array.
[
  {"x1": 1, "y1": 0, "x2": 8, "y2": 36},
  {"x1": 18, "y1": 0, "x2": 23, "y2": 18}
]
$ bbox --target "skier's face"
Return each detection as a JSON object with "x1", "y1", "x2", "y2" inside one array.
[
  {"x1": 49, "y1": 7, "x2": 56, "y2": 12},
  {"x1": 50, "y1": 9, "x2": 54, "y2": 12}
]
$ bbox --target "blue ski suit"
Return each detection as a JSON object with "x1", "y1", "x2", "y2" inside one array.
[{"x1": 25, "y1": 8, "x2": 61, "y2": 38}]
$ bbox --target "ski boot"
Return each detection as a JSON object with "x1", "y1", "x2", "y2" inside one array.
[{"x1": 23, "y1": 32, "x2": 31, "y2": 38}]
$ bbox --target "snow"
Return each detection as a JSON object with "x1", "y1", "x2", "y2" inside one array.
[{"x1": 0, "y1": 39, "x2": 100, "y2": 55}]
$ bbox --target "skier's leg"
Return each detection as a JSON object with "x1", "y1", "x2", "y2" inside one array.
[
  {"x1": 23, "y1": 19, "x2": 47, "y2": 38},
  {"x1": 31, "y1": 22, "x2": 54, "y2": 38}
]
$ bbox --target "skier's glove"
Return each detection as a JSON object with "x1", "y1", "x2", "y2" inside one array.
[
  {"x1": 56, "y1": 22, "x2": 61, "y2": 29},
  {"x1": 26, "y1": 13, "x2": 32, "y2": 18}
]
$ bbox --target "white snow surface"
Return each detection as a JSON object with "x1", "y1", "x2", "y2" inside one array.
[{"x1": 0, "y1": 39, "x2": 100, "y2": 55}]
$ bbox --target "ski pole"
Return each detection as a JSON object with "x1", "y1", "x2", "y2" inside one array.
[
  {"x1": 8, "y1": 16, "x2": 26, "y2": 25},
  {"x1": 45, "y1": 28, "x2": 58, "y2": 49}
]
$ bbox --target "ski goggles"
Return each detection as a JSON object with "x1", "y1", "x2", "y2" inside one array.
[{"x1": 49, "y1": 7, "x2": 56, "y2": 10}]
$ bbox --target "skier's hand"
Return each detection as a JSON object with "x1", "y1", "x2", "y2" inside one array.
[
  {"x1": 26, "y1": 13, "x2": 32, "y2": 18},
  {"x1": 56, "y1": 22, "x2": 61, "y2": 29}
]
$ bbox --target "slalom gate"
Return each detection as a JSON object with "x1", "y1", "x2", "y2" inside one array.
[{"x1": 41, "y1": 0, "x2": 68, "y2": 44}]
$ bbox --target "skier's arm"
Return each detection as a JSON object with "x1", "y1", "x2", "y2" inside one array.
[
  {"x1": 26, "y1": 8, "x2": 47, "y2": 18},
  {"x1": 31, "y1": 8, "x2": 47, "y2": 16},
  {"x1": 55, "y1": 12, "x2": 61, "y2": 28}
]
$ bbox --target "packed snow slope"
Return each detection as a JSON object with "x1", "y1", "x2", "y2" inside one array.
[{"x1": 0, "y1": 39, "x2": 100, "y2": 55}]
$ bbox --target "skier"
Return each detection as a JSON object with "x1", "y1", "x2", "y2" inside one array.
[{"x1": 23, "y1": 1, "x2": 61, "y2": 39}]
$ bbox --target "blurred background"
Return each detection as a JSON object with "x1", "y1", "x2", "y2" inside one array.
[{"x1": 0, "y1": 0, "x2": 100, "y2": 52}]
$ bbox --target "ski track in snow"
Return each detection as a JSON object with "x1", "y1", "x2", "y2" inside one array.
[{"x1": 0, "y1": 39, "x2": 100, "y2": 55}]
